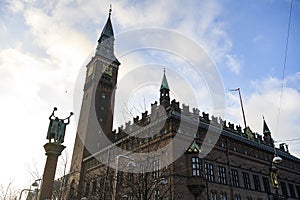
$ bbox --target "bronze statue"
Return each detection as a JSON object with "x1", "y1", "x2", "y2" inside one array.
[{"x1": 47, "y1": 107, "x2": 73, "y2": 144}]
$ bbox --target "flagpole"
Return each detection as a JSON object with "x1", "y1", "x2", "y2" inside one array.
[{"x1": 229, "y1": 88, "x2": 247, "y2": 128}]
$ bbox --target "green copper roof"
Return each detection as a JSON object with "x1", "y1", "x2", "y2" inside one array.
[
  {"x1": 160, "y1": 72, "x2": 169, "y2": 90},
  {"x1": 187, "y1": 141, "x2": 201, "y2": 153}
]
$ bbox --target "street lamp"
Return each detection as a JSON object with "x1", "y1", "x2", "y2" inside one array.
[
  {"x1": 272, "y1": 156, "x2": 282, "y2": 164},
  {"x1": 113, "y1": 155, "x2": 135, "y2": 200},
  {"x1": 271, "y1": 154, "x2": 282, "y2": 195},
  {"x1": 31, "y1": 179, "x2": 42, "y2": 200}
]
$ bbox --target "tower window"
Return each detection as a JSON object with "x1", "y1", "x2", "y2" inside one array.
[
  {"x1": 101, "y1": 93, "x2": 106, "y2": 99},
  {"x1": 221, "y1": 142, "x2": 226, "y2": 148}
]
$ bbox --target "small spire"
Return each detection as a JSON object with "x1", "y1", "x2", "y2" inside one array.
[{"x1": 160, "y1": 69, "x2": 169, "y2": 90}]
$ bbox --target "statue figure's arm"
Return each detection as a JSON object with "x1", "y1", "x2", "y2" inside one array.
[
  {"x1": 49, "y1": 107, "x2": 58, "y2": 120},
  {"x1": 64, "y1": 112, "x2": 73, "y2": 125}
]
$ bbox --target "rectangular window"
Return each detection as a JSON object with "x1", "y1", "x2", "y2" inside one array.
[
  {"x1": 218, "y1": 166, "x2": 227, "y2": 184},
  {"x1": 128, "y1": 193, "x2": 133, "y2": 200},
  {"x1": 234, "y1": 195, "x2": 241, "y2": 200},
  {"x1": 128, "y1": 172, "x2": 133, "y2": 182},
  {"x1": 205, "y1": 162, "x2": 214, "y2": 182},
  {"x1": 211, "y1": 192, "x2": 217, "y2": 200},
  {"x1": 281, "y1": 181, "x2": 288, "y2": 197},
  {"x1": 140, "y1": 164, "x2": 145, "y2": 174},
  {"x1": 288, "y1": 183, "x2": 296, "y2": 198},
  {"x1": 220, "y1": 192, "x2": 227, "y2": 200},
  {"x1": 243, "y1": 172, "x2": 250, "y2": 189},
  {"x1": 153, "y1": 159, "x2": 160, "y2": 179},
  {"x1": 296, "y1": 185, "x2": 300, "y2": 198},
  {"x1": 92, "y1": 180, "x2": 97, "y2": 193},
  {"x1": 231, "y1": 169, "x2": 239, "y2": 187},
  {"x1": 253, "y1": 175, "x2": 261, "y2": 191},
  {"x1": 85, "y1": 182, "x2": 90, "y2": 196},
  {"x1": 154, "y1": 189, "x2": 160, "y2": 200},
  {"x1": 263, "y1": 177, "x2": 271, "y2": 194},
  {"x1": 192, "y1": 157, "x2": 201, "y2": 176}
]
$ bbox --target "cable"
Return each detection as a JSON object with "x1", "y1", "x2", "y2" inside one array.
[{"x1": 274, "y1": 0, "x2": 293, "y2": 155}]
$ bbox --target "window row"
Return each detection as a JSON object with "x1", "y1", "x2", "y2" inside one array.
[
  {"x1": 191, "y1": 157, "x2": 270, "y2": 192},
  {"x1": 210, "y1": 191, "x2": 227, "y2": 200}
]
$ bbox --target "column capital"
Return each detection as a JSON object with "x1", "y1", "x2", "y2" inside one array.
[{"x1": 44, "y1": 142, "x2": 66, "y2": 156}]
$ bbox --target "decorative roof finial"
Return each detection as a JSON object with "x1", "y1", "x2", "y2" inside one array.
[
  {"x1": 163, "y1": 67, "x2": 166, "y2": 74},
  {"x1": 109, "y1": 4, "x2": 112, "y2": 16}
]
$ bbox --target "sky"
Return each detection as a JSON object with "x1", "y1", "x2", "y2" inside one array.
[{"x1": 0, "y1": 0, "x2": 299, "y2": 194}]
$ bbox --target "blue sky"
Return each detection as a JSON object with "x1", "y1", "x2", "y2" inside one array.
[{"x1": 0, "y1": 0, "x2": 299, "y2": 193}]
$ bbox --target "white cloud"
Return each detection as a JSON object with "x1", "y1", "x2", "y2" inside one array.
[
  {"x1": 226, "y1": 76, "x2": 300, "y2": 156},
  {"x1": 6, "y1": 0, "x2": 25, "y2": 14},
  {"x1": 225, "y1": 54, "x2": 241, "y2": 74}
]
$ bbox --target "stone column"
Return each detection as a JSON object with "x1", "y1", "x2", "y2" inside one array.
[{"x1": 38, "y1": 143, "x2": 65, "y2": 200}]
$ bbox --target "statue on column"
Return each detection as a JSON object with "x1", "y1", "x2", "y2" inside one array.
[{"x1": 47, "y1": 107, "x2": 73, "y2": 144}]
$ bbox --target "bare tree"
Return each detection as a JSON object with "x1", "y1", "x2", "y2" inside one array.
[
  {"x1": 0, "y1": 181, "x2": 19, "y2": 200},
  {"x1": 27, "y1": 159, "x2": 41, "y2": 183},
  {"x1": 52, "y1": 150, "x2": 69, "y2": 200}
]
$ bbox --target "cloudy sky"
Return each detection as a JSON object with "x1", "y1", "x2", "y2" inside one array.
[{"x1": 0, "y1": 0, "x2": 299, "y2": 192}]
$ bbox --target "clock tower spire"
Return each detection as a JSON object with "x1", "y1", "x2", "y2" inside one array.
[
  {"x1": 68, "y1": 7, "x2": 120, "y2": 198},
  {"x1": 96, "y1": 5, "x2": 119, "y2": 64}
]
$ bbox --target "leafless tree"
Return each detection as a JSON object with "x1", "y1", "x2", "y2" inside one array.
[{"x1": 0, "y1": 181, "x2": 19, "y2": 200}]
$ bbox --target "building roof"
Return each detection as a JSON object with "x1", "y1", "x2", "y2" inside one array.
[
  {"x1": 98, "y1": 8, "x2": 114, "y2": 43},
  {"x1": 160, "y1": 71, "x2": 170, "y2": 90}
]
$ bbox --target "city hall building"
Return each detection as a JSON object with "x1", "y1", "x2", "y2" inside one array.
[{"x1": 66, "y1": 9, "x2": 300, "y2": 200}]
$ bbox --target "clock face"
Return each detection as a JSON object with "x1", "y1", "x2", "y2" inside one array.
[
  {"x1": 102, "y1": 64, "x2": 113, "y2": 76},
  {"x1": 87, "y1": 64, "x2": 94, "y2": 77}
]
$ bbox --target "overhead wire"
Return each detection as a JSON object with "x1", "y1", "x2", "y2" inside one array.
[{"x1": 274, "y1": 0, "x2": 293, "y2": 155}]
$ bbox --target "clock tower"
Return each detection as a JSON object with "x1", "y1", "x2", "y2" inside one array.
[{"x1": 68, "y1": 7, "x2": 120, "y2": 197}]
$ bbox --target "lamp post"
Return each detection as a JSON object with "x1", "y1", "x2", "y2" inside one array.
[
  {"x1": 19, "y1": 189, "x2": 33, "y2": 200},
  {"x1": 112, "y1": 155, "x2": 135, "y2": 200},
  {"x1": 31, "y1": 179, "x2": 42, "y2": 200},
  {"x1": 19, "y1": 179, "x2": 42, "y2": 200}
]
